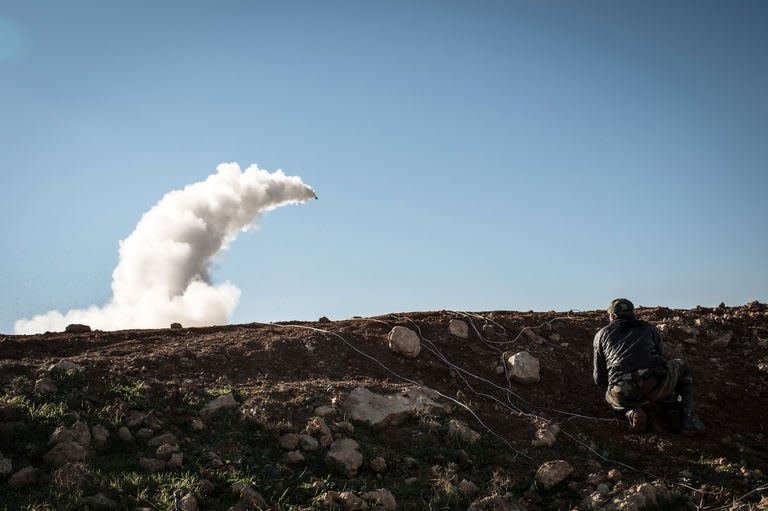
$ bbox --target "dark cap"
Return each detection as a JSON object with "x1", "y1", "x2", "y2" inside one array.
[{"x1": 608, "y1": 298, "x2": 635, "y2": 317}]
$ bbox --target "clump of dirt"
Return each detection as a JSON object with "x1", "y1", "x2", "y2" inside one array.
[{"x1": 0, "y1": 302, "x2": 766, "y2": 510}]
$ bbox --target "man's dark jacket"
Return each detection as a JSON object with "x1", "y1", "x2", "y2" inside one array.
[{"x1": 593, "y1": 318, "x2": 666, "y2": 389}]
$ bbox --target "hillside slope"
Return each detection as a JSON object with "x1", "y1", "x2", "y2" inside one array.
[{"x1": 1, "y1": 304, "x2": 767, "y2": 510}]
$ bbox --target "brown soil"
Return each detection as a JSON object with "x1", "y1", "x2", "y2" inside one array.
[{"x1": 1, "y1": 303, "x2": 767, "y2": 510}]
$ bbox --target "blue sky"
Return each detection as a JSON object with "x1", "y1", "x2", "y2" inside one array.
[{"x1": 1, "y1": 1, "x2": 767, "y2": 333}]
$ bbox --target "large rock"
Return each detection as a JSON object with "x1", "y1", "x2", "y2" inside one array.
[
  {"x1": 387, "y1": 326, "x2": 421, "y2": 357},
  {"x1": 535, "y1": 460, "x2": 574, "y2": 489},
  {"x1": 200, "y1": 393, "x2": 238, "y2": 416},
  {"x1": 326, "y1": 438, "x2": 363, "y2": 477},
  {"x1": 506, "y1": 351, "x2": 540, "y2": 384},
  {"x1": 344, "y1": 387, "x2": 440, "y2": 427},
  {"x1": 449, "y1": 319, "x2": 470, "y2": 338}
]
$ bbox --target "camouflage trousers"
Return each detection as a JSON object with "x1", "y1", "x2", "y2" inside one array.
[{"x1": 605, "y1": 359, "x2": 693, "y2": 411}]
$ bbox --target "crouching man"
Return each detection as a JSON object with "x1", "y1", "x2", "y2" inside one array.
[{"x1": 593, "y1": 298, "x2": 705, "y2": 435}]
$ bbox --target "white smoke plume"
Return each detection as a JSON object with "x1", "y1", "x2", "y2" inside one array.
[{"x1": 14, "y1": 162, "x2": 316, "y2": 334}]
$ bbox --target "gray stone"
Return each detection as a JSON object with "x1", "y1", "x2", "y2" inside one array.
[
  {"x1": 344, "y1": 386, "x2": 440, "y2": 427},
  {"x1": 200, "y1": 393, "x2": 238, "y2": 416},
  {"x1": 387, "y1": 326, "x2": 421, "y2": 357},
  {"x1": 170, "y1": 322, "x2": 183, "y2": 329},
  {"x1": 535, "y1": 460, "x2": 574, "y2": 489},
  {"x1": 449, "y1": 319, "x2": 469, "y2": 338},
  {"x1": 506, "y1": 351, "x2": 540, "y2": 384},
  {"x1": 326, "y1": 438, "x2": 363, "y2": 477}
]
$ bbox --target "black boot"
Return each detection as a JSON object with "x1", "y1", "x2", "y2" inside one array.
[
  {"x1": 680, "y1": 412, "x2": 705, "y2": 436},
  {"x1": 680, "y1": 392, "x2": 705, "y2": 435},
  {"x1": 677, "y1": 375, "x2": 705, "y2": 436}
]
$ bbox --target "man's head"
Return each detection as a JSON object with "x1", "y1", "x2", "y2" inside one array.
[{"x1": 608, "y1": 298, "x2": 635, "y2": 321}]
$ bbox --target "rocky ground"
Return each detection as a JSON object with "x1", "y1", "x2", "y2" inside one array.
[{"x1": 1, "y1": 303, "x2": 767, "y2": 511}]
